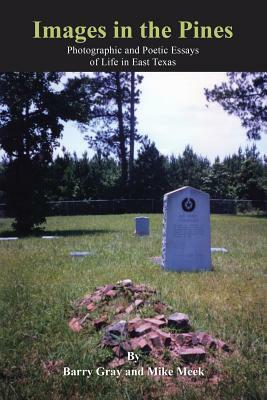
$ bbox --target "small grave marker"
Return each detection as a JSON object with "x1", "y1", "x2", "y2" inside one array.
[{"x1": 135, "y1": 217, "x2": 150, "y2": 236}]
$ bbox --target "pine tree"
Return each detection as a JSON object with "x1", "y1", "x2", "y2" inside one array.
[
  {"x1": 84, "y1": 72, "x2": 143, "y2": 194},
  {"x1": 205, "y1": 72, "x2": 267, "y2": 139},
  {"x1": 0, "y1": 72, "x2": 92, "y2": 233}
]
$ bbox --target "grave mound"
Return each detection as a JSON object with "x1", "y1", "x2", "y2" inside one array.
[{"x1": 68, "y1": 279, "x2": 231, "y2": 384}]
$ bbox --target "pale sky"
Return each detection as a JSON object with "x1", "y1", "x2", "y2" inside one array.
[
  {"x1": 1, "y1": 72, "x2": 266, "y2": 162},
  {"x1": 61, "y1": 72, "x2": 267, "y2": 162}
]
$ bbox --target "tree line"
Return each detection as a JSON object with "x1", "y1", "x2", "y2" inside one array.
[
  {"x1": 1, "y1": 142, "x2": 266, "y2": 203},
  {"x1": 48, "y1": 142, "x2": 267, "y2": 203}
]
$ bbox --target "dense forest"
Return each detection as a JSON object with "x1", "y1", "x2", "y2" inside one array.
[{"x1": 1, "y1": 142, "x2": 266, "y2": 203}]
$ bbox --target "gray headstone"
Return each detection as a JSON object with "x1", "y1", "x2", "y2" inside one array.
[
  {"x1": 162, "y1": 186, "x2": 211, "y2": 272},
  {"x1": 135, "y1": 216, "x2": 150, "y2": 236}
]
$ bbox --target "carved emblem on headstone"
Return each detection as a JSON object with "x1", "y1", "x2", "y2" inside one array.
[{"x1": 181, "y1": 197, "x2": 195, "y2": 212}]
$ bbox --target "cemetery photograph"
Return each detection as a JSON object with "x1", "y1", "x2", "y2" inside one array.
[{"x1": 0, "y1": 72, "x2": 266, "y2": 399}]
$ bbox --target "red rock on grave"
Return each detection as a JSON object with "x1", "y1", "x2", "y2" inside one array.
[
  {"x1": 179, "y1": 347, "x2": 206, "y2": 362},
  {"x1": 133, "y1": 284, "x2": 155, "y2": 294},
  {"x1": 102, "y1": 284, "x2": 116, "y2": 294},
  {"x1": 93, "y1": 315, "x2": 108, "y2": 330},
  {"x1": 90, "y1": 294, "x2": 102, "y2": 303},
  {"x1": 68, "y1": 317, "x2": 82, "y2": 333},
  {"x1": 154, "y1": 329, "x2": 171, "y2": 346},
  {"x1": 105, "y1": 289, "x2": 117, "y2": 298},
  {"x1": 79, "y1": 295, "x2": 92, "y2": 307},
  {"x1": 176, "y1": 333, "x2": 193, "y2": 346},
  {"x1": 131, "y1": 337, "x2": 152, "y2": 353},
  {"x1": 120, "y1": 341, "x2": 132, "y2": 353},
  {"x1": 134, "y1": 299, "x2": 144, "y2": 308},
  {"x1": 130, "y1": 337, "x2": 139, "y2": 350},
  {"x1": 191, "y1": 333, "x2": 200, "y2": 346},
  {"x1": 135, "y1": 323, "x2": 152, "y2": 337},
  {"x1": 147, "y1": 331, "x2": 162, "y2": 348},
  {"x1": 154, "y1": 314, "x2": 167, "y2": 322},
  {"x1": 128, "y1": 317, "x2": 143, "y2": 335},
  {"x1": 138, "y1": 338, "x2": 152, "y2": 353},
  {"x1": 125, "y1": 304, "x2": 135, "y2": 314},
  {"x1": 113, "y1": 342, "x2": 132, "y2": 358},
  {"x1": 144, "y1": 318, "x2": 166, "y2": 328},
  {"x1": 196, "y1": 332, "x2": 217, "y2": 349},
  {"x1": 86, "y1": 303, "x2": 96, "y2": 312},
  {"x1": 215, "y1": 339, "x2": 230, "y2": 352},
  {"x1": 115, "y1": 305, "x2": 125, "y2": 314}
]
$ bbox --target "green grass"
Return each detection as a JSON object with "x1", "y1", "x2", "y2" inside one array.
[{"x1": 0, "y1": 214, "x2": 266, "y2": 400}]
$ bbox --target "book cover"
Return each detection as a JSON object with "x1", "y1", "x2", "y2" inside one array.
[{"x1": 0, "y1": 1, "x2": 266, "y2": 399}]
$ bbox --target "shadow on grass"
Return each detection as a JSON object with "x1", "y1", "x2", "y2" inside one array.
[
  {"x1": 41, "y1": 229, "x2": 117, "y2": 237},
  {"x1": 0, "y1": 228, "x2": 117, "y2": 238},
  {"x1": 235, "y1": 214, "x2": 267, "y2": 219}
]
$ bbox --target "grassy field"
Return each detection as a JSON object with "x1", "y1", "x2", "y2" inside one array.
[{"x1": 0, "y1": 214, "x2": 266, "y2": 400}]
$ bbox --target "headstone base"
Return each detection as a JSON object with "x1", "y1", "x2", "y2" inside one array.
[{"x1": 151, "y1": 256, "x2": 215, "y2": 272}]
